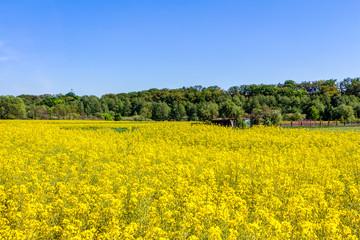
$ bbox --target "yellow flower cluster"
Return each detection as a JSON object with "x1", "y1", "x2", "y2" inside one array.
[{"x1": 0, "y1": 120, "x2": 359, "y2": 239}]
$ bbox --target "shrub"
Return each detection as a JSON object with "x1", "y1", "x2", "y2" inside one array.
[{"x1": 103, "y1": 113, "x2": 113, "y2": 121}]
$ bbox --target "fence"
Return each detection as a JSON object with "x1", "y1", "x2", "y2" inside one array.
[{"x1": 279, "y1": 120, "x2": 360, "y2": 127}]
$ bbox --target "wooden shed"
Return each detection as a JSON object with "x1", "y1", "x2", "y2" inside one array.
[
  {"x1": 211, "y1": 118, "x2": 236, "y2": 127},
  {"x1": 243, "y1": 117, "x2": 254, "y2": 126},
  {"x1": 211, "y1": 117, "x2": 253, "y2": 127}
]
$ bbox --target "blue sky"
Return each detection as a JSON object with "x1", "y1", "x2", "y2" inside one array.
[{"x1": 0, "y1": 0, "x2": 359, "y2": 96}]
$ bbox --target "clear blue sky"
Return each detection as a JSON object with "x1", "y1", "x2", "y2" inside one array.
[{"x1": 1, "y1": 0, "x2": 359, "y2": 96}]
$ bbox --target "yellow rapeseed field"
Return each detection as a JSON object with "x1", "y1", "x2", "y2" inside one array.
[{"x1": 0, "y1": 120, "x2": 359, "y2": 239}]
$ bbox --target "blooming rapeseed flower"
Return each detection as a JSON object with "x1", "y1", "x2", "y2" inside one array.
[{"x1": 0, "y1": 120, "x2": 359, "y2": 239}]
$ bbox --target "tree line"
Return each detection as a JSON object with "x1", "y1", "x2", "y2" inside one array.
[{"x1": 1, "y1": 77, "x2": 359, "y2": 125}]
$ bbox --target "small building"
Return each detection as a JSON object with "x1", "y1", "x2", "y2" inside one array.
[
  {"x1": 243, "y1": 117, "x2": 254, "y2": 127},
  {"x1": 211, "y1": 118, "x2": 236, "y2": 127},
  {"x1": 211, "y1": 117, "x2": 253, "y2": 127}
]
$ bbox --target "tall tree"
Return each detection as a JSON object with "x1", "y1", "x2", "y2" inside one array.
[
  {"x1": 0, "y1": 96, "x2": 26, "y2": 119},
  {"x1": 152, "y1": 102, "x2": 170, "y2": 121}
]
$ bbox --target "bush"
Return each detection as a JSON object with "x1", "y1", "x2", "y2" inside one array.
[
  {"x1": 103, "y1": 113, "x2": 113, "y2": 121},
  {"x1": 114, "y1": 113, "x2": 122, "y2": 121},
  {"x1": 263, "y1": 108, "x2": 282, "y2": 126},
  {"x1": 284, "y1": 112, "x2": 303, "y2": 121},
  {"x1": 94, "y1": 112, "x2": 104, "y2": 120}
]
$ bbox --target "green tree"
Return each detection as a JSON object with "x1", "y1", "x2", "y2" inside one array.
[
  {"x1": 198, "y1": 102, "x2": 219, "y2": 121},
  {"x1": 346, "y1": 82, "x2": 360, "y2": 97},
  {"x1": 81, "y1": 95, "x2": 102, "y2": 116},
  {"x1": 0, "y1": 96, "x2": 26, "y2": 119},
  {"x1": 114, "y1": 113, "x2": 122, "y2": 121},
  {"x1": 307, "y1": 106, "x2": 320, "y2": 120},
  {"x1": 251, "y1": 108, "x2": 264, "y2": 125},
  {"x1": 152, "y1": 102, "x2": 170, "y2": 121},
  {"x1": 32, "y1": 105, "x2": 49, "y2": 119},
  {"x1": 170, "y1": 102, "x2": 186, "y2": 121},
  {"x1": 139, "y1": 102, "x2": 152, "y2": 119},
  {"x1": 39, "y1": 97, "x2": 64, "y2": 108},
  {"x1": 186, "y1": 103, "x2": 199, "y2": 121},
  {"x1": 219, "y1": 100, "x2": 245, "y2": 121},
  {"x1": 332, "y1": 104, "x2": 355, "y2": 122},
  {"x1": 52, "y1": 104, "x2": 67, "y2": 119},
  {"x1": 122, "y1": 98, "x2": 132, "y2": 116}
]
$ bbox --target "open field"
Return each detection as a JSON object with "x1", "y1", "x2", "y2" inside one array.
[
  {"x1": 0, "y1": 120, "x2": 359, "y2": 239},
  {"x1": 282, "y1": 125, "x2": 360, "y2": 132}
]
